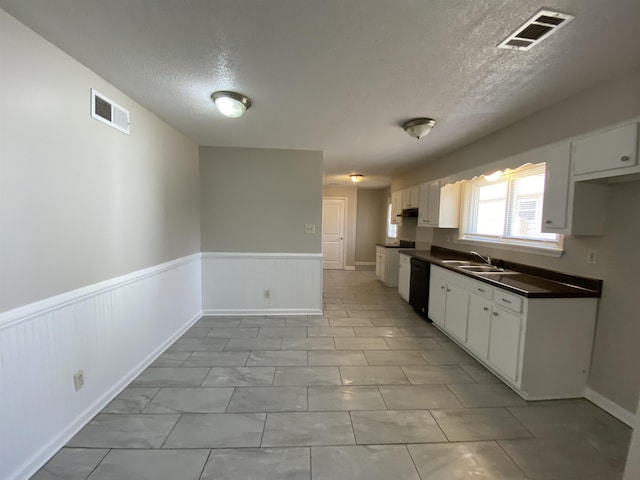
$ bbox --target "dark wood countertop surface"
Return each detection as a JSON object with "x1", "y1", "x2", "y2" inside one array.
[{"x1": 400, "y1": 246, "x2": 602, "y2": 299}]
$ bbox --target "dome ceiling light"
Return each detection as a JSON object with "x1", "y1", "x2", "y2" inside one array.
[
  {"x1": 350, "y1": 173, "x2": 364, "y2": 183},
  {"x1": 211, "y1": 91, "x2": 252, "y2": 118},
  {"x1": 402, "y1": 118, "x2": 436, "y2": 139}
]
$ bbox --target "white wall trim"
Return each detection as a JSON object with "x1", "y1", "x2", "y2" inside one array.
[
  {"x1": 0, "y1": 253, "x2": 202, "y2": 328},
  {"x1": 202, "y1": 252, "x2": 323, "y2": 316},
  {"x1": 344, "y1": 266, "x2": 356, "y2": 270},
  {"x1": 202, "y1": 252, "x2": 322, "y2": 260},
  {"x1": 17, "y1": 311, "x2": 202, "y2": 480},
  {"x1": 355, "y1": 261, "x2": 376, "y2": 266},
  {"x1": 203, "y1": 309, "x2": 323, "y2": 316},
  {"x1": 585, "y1": 387, "x2": 637, "y2": 427},
  {"x1": 1, "y1": 254, "x2": 202, "y2": 480}
]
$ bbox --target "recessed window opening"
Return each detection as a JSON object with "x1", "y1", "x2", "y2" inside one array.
[{"x1": 460, "y1": 163, "x2": 563, "y2": 252}]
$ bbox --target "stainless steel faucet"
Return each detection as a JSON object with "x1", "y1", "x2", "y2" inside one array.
[{"x1": 470, "y1": 251, "x2": 492, "y2": 265}]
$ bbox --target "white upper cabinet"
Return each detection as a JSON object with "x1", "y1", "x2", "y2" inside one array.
[
  {"x1": 541, "y1": 143, "x2": 571, "y2": 231},
  {"x1": 572, "y1": 122, "x2": 639, "y2": 177},
  {"x1": 390, "y1": 191, "x2": 403, "y2": 225},
  {"x1": 418, "y1": 181, "x2": 460, "y2": 228},
  {"x1": 401, "y1": 186, "x2": 420, "y2": 209}
]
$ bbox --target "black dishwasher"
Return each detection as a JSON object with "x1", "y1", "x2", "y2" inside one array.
[{"x1": 409, "y1": 258, "x2": 431, "y2": 319}]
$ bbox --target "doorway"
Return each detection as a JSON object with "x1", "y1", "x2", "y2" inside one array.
[{"x1": 322, "y1": 198, "x2": 346, "y2": 269}]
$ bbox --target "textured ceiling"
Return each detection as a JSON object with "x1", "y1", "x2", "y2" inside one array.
[{"x1": 2, "y1": 0, "x2": 640, "y2": 187}]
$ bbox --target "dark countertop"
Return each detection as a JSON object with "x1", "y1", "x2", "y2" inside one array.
[
  {"x1": 400, "y1": 246, "x2": 602, "y2": 299},
  {"x1": 377, "y1": 241, "x2": 416, "y2": 249}
]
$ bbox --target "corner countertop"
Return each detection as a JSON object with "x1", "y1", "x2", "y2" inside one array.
[
  {"x1": 400, "y1": 247, "x2": 602, "y2": 299},
  {"x1": 376, "y1": 241, "x2": 416, "y2": 249}
]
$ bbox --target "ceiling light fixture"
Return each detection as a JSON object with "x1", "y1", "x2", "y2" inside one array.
[
  {"x1": 211, "y1": 91, "x2": 252, "y2": 118},
  {"x1": 350, "y1": 174, "x2": 364, "y2": 183},
  {"x1": 402, "y1": 118, "x2": 436, "y2": 139}
]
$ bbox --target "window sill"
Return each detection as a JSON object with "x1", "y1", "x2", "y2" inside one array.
[{"x1": 455, "y1": 236, "x2": 564, "y2": 258}]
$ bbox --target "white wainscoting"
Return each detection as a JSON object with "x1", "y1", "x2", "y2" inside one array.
[
  {"x1": 202, "y1": 252, "x2": 323, "y2": 315},
  {"x1": 0, "y1": 254, "x2": 202, "y2": 480}
]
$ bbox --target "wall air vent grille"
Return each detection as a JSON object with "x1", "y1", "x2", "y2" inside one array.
[
  {"x1": 498, "y1": 9, "x2": 574, "y2": 51},
  {"x1": 90, "y1": 89, "x2": 130, "y2": 134}
]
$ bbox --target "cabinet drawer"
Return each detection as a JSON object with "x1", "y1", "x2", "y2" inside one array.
[
  {"x1": 399, "y1": 254, "x2": 411, "y2": 266},
  {"x1": 376, "y1": 246, "x2": 386, "y2": 255},
  {"x1": 493, "y1": 290, "x2": 523, "y2": 313},
  {"x1": 457, "y1": 276, "x2": 493, "y2": 300}
]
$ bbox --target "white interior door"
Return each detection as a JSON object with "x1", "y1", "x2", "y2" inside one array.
[{"x1": 322, "y1": 198, "x2": 345, "y2": 269}]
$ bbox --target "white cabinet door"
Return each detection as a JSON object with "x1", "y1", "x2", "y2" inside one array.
[
  {"x1": 417, "y1": 181, "x2": 460, "y2": 228},
  {"x1": 425, "y1": 180, "x2": 441, "y2": 226},
  {"x1": 398, "y1": 255, "x2": 411, "y2": 302},
  {"x1": 488, "y1": 306, "x2": 521, "y2": 382},
  {"x1": 376, "y1": 251, "x2": 384, "y2": 280},
  {"x1": 403, "y1": 186, "x2": 420, "y2": 209},
  {"x1": 541, "y1": 143, "x2": 571, "y2": 232},
  {"x1": 417, "y1": 182, "x2": 430, "y2": 226},
  {"x1": 572, "y1": 122, "x2": 638, "y2": 176},
  {"x1": 467, "y1": 295, "x2": 492, "y2": 360},
  {"x1": 391, "y1": 191, "x2": 403, "y2": 225},
  {"x1": 428, "y1": 277, "x2": 447, "y2": 327},
  {"x1": 445, "y1": 285, "x2": 469, "y2": 342},
  {"x1": 438, "y1": 183, "x2": 461, "y2": 228}
]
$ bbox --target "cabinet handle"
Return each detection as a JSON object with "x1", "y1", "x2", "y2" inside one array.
[
  {"x1": 483, "y1": 307, "x2": 489, "y2": 311},
  {"x1": 493, "y1": 312, "x2": 499, "y2": 316},
  {"x1": 621, "y1": 155, "x2": 630, "y2": 162},
  {"x1": 478, "y1": 288, "x2": 486, "y2": 293},
  {"x1": 501, "y1": 298, "x2": 512, "y2": 304},
  {"x1": 545, "y1": 220, "x2": 552, "y2": 224},
  {"x1": 446, "y1": 288, "x2": 451, "y2": 292},
  {"x1": 440, "y1": 286, "x2": 445, "y2": 290}
]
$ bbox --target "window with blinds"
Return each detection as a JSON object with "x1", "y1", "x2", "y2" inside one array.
[{"x1": 460, "y1": 163, "x2": 562, "y2": 250}]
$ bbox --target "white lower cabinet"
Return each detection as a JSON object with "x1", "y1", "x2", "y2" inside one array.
[
  {"x1": 444, "y1": 285, "x2": 469, "y2": 343},
  {"x1": 466, "y1": 295, "x2": 492, "y2": 360},
  {"x1": 488, "y1": 306, "x2": 521, "y2": 382},
  {"x1": 428, "y1": 276, "x2": 447, "y2": 327},
  {"x1": 429, "y1": 265, "x2": 598, "y2": 400}
]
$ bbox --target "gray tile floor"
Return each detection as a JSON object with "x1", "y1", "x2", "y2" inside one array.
[{"x1": 32, "y1": 270, "x2": 632, "y2": 479}]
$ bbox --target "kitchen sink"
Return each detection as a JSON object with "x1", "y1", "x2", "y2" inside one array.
[
  {"x1": 458, "y1": 265, "x2": 505, "y2": 272},
  {"x1": 441, "y1": 260, "x2": 475, "y2": 266}
]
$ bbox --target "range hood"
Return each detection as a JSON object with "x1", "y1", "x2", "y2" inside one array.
[{"x1": 398, "y1": 208, "x2": 418, "y2": 217}]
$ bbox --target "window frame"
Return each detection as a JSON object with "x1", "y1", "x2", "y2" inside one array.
[
  {"x1": 386, "y1": 201, "x2": 397, "y2": 240},
  {"x1": 458, "y1": 163, "x2": 564, "y2": 256}
]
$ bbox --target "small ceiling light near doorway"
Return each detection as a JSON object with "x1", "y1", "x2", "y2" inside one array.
[
  {"x1": 402, "y1": 118, "x2": 436, "y2": 139},
  {"x1": 211, "y1": 91, "x2": 252, "y2": 118},
  {"x1": 350, "y1": 173, "x2": 364, "y2": 183}
]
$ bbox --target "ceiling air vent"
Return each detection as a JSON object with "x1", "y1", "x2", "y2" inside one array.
[
  {"x1": 498, "y1": 9, "x2": 575, "y2": 51},
  {"x1": 90, "y1": 89, "x2": 130, "y2": 134}
]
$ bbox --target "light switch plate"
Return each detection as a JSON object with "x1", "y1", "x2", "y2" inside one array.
[{"x1": 305, "y1": 224, "x2": 316, "y2": 234}]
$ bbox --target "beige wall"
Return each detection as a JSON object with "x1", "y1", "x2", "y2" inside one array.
[
  {"x1": 323, "y1": 186, "x2": 358, "y2": 267},
  {"x1": 200, "y1": 147, "x2": 323, "y2": 253},
  {"x1": 355, "y1": 189, "x2": 385, "y2": 263},
  {"x1": 0, "y1": 10, "x2": 200, "y2": 312},
  {"x1": 392, "y1": 65, "x2": 640, "y2": 413}
]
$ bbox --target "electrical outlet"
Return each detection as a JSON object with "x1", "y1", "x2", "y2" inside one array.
[
  {"x1": 73, "y1": 370, "x2": 85, "y2": 391},
  {"x1": 264, "y1": 290, "x2": 270, "y2": 299},
  {"x1": 587, "y1": 250, "x2": 597, "y2": 264},
  {"x1": 304, "y1": 224, "x2": 316, "y2": 234}
]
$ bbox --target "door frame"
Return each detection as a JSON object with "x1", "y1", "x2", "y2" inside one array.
[{"x1": 322, "y1": 196, "x2": 347, "y2": 270}]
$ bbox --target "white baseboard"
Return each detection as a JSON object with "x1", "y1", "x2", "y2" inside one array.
[
  {"x1": 203, "y1": 309, "x2": 323, "y2": 316},
  {"x1": 344, "y1": 265, "x2": 356, "y2": 270},
  {"x1": 585, "y1": 387, "x2": 637, "y2": 427},
  {"x1": 1, "y1": 254, "x2": 202, "y2": 480},
  {"x1": 355, "y1": 262, "x2": 376, "y2": 266}
]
